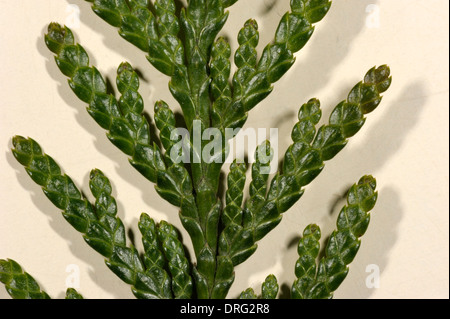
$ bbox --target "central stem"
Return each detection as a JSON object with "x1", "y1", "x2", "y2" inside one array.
[{"x1": 180, "y1": 1, "x2": 229, "y2": 299}]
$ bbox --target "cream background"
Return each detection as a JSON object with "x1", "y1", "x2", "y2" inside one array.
[{"x1": 0, "y1": 0, "x2": 448, "y2": 299}]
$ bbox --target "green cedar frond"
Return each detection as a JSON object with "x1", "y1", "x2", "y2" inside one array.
[
  {"x1": 138, "y1": 213, "x2": 173, "y2": 299},
  {"x1": 3, "y1": 1, "x2": 394, "y2": 301},
  {"x1": 210, "y1": 65, "x2": 390, "y2": 298},
  {"x1": 218, "y1": 65, "x2": 391, "y2": 267},
  {"x1": 157, "y1": 221, "x2": 194, "y2": 298},
  {"x1": 85, "y1": 0, "x2": 185, "y2": 74},
  {"x1": 291, "y1": 224, "x2": 321, "y2": 299}
]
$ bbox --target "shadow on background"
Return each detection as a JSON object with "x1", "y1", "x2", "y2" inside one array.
[{"x1": 275, "y1": 81, "x2": 426, "y2": 298}]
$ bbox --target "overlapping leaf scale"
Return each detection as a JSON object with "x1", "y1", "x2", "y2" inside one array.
[
  {"x1": 212, "y1": 142, "x2": 271, "y2": 298},
  {"x1": 222, "y1": 160, "x2": 247, "y2": 229},
  {"x1": 152, "y1": 100, "x2": 195, "y2": 209},
  {"x1": 211, "y1": 160, "x2": 246, "y2": 298},
  {"x1": 157, "y1": 221, "x2": 194, "y2": 298},
  {"x1": 261, "y1": 274, "x2": 279, "y2": 299},
  {"x1": 229, "y1": 141, "x2": 273, "y2": 264},
  {"x1": 221, "y1": 0, "x2": 239, "y2": 8},
  {"x1": 149, "y1": 0, "x2": 185, "y2": 75},
  {"x1": 226, "y1": 141, "x2": 277, "y2": 267},
  {"x1": 0, "y1": 259, "x2": 50, "y2": 299},
  {"x1": 291, "y1": 224, "x2": 321, "y2": 299},
  {"x1": 191, "y1": 197, "x2": 221, "y2": 299},
  {"x1": 219, "y1": 19, "x2": 259, "y2": 130},
  {"x1": 210, "y1": 37, "x2": 232, "y2": 128},
  {"x1": 171, "y1": 0, "x2": 228, "y2": 128},
  {"x1": 138, "y1": 214, "x2": 169, "y2": 279},
  {"x1": 154, "y1": 100, "x2": 178, "y2": 153}
]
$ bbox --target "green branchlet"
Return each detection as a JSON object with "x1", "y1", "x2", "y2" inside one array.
[
  {"x1": 239, "y1": 274, "x2": 279, "y2": 299},
  {"x1": 291, "y1": 224, "x2": 321, "y2": 299},
  {"x1": 306, "y1": 175, "x2": 378, "y2": 299},
  {"x1": 0, "y1": 258, "x2": 84, "y2": 299},
  {"x1": 157, "y1": 221, "x2": 194, "y2": 298},
  {"x1": 0, "y1": 259, "x2": 50, "y2": 299},
  {"x1": 10, "y1": 136, "x2": 192, "y2": 299},
  {"x1": 238, "y1": 175, "x2": 377, "y2": 300}
]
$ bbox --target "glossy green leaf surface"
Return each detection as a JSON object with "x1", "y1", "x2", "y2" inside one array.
[
  {"x1": 138, "y1": 213, "x2": 172, "y2": 299},
  {"x1": 291, "y1": 224, "x2": 321, "y2": 299},
  {"x1": 0, "y1": 259, "x2": 50, "y2": 299}
]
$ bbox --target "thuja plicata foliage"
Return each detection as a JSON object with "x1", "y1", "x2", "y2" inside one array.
[{"x1": 1, "y1": 0, "x2": 392, "y2": 299}]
